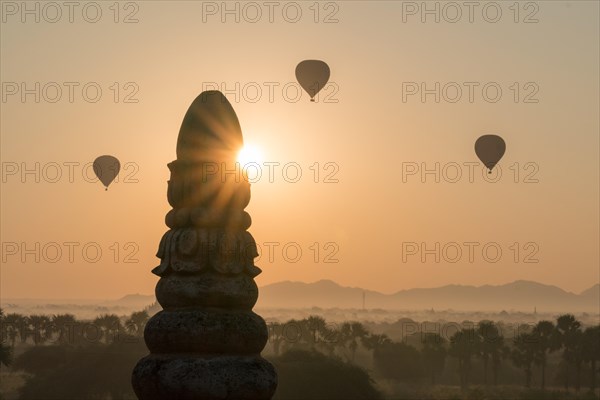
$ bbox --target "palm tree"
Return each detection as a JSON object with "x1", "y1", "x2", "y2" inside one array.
[
  {"x1": 532, "y1": 320, "x2": 555, "y2": 390},
  {"x1": 27, "y1": 315, "x2": 50, "y2": 345},
  {"x1": 582, "y1": 325, "x2": 600, "y2": 393},
  {"x1": 0, "y1": 309, "x2": 13, "y2": 367},
  {"x1": 0, "y1": 340, "x2": 11, "y2": 367},
  {"x1": 320, "y1": 324, "x2": 340, "y2": 357},
  {"x1": 421, "y1": 333, "x2": 446, "y2": 385},
  {"x1": 572, "y1": 330, "x2": 586, "y2": 392},
  {"x1": 361, "y1": 332, "x2": 391, "y2": 366},
  {"x1": 2, "y1": 313, "x2": 30, "y2": 345},
  {"x1": 477, "y1": 321, "x2": 504, "y2": 386},
  {"x1": 93, "y1": 314, "x2": 122, "y2": 344},
  {"x1": 511, "y1": 332, "x2": 536, "y2": 388},
  {"x1": 0, "y1": 309, "x2": 9, "y2": 344},
  {"x1": 17, "y1": 314, "x2": 31, "y2": 344},
  {"x1": 1, "y1": 313, "x2": 22, "y2": 347},
  {"x1": 125, "y1": 311, "x2": 149, "y2": 337},
  {"x1": 0, "y1": 308, "x2": 5, "y2": 336},
  {"x1": 449, "y1": 328, "x2": 480, "y2": 390},
  {"x1": 306, "y1": 316, "x2": 329, "y2": 347},
  {"x1": 50, "y1": 314, "x2": 78, "y2": 345},
  {"x1": 280, "y1": 317, "x2": 334, "y2": 354},
  {"x1": 340, "y1": 322, "x2": 368, "y2": 362},
  {"x1": 268, "y1": 322, "x2": 285, "y2": 356},
  {"x1": 555, "y1": 314, "x2": 582, "y2": 391},
  {"x1": 362, "y1": 333, "x2": 392, "y2": 352},
  {"x1": 280, "y1": 318, "x2": 306, "y2": 353}
]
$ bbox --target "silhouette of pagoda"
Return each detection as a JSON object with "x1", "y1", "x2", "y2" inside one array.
[{"x1": 131, "y1": 91, "x2": 277, "y2": 400}]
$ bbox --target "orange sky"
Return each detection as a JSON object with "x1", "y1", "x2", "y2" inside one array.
[{"x1": 1, "y1": 1, "x2": 598, "y2": 299}]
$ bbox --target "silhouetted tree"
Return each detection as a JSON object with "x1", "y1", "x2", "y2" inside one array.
[
  {"x1": 532, "y1": 320, "x2": 555, "y2": 390},
  {"x1": 14, "y1": 340, "x2": 146, "y2": 399},
  {"x1": 511, "y1": 332, "x2": 537, "y2": 388},
  {"x1": 361, "y1": 333, "x2": 391, "y2": 355},
  {"x1": 582, "y1": 325, "x2": 600, "y2": 393},
  {"x1": 555, "y1": 314, "x2": 582, "y2": 391},
  {"x1": 50, "y1": 314, "x2": 78, "y2": 345},
  {"x1": 27, "y1": 314, "x2": 50, "y2": 345},
  {"x1": 572, "y1": 331, "x2": 585, "y2": 392},
  {"x1": 420, "y1": 333, "x2": 446, "y2": 385},
  {"x1": 340, "y1": 322, "x2": 368, "y2": 362},
  {"x1": 449, "y1": 328, "x2": 480, "y2": 390},
  {"x1": 125, "y1": 310, "x2": 149, "y2": 337},
  {"x1": 270, "y1": 350, "x2": 382, "y2": 400},
  {"x1": 306, "y1": 316, "x2": 329, "y2": 349},
  {"x1": 144, "y1": 301, "x2": 161, "y2": 316},
  {"x1": 477, "y1": 321, "x2": 504, "y2": 386},
  {"x1": 361, "y1": 332, "x2": 391, "y2": 367},
  {"x1": 0, "y1": 341, "x2": 11, "y2": 368},
  {"x1": 279, "y1": 316, "x2": 341, "y2": 357},
  {"x1": 1, "y1": 312, "x2": 20, "y2": 347},
  {"x1": 268, "y1": 322, "x2": 286, "y2": 356},
  {"x1": 17, "y1": 314, "x2": 33, "y2": 344},
  {"x1": 373, "y1": 342, "x2": 423, "y2": 382},
  {"x1": 93, "y1": 314, "x2": 122, "y2": 344},
  {"x1": 12, "y1": 345, "x2": 70, "y2": 376},
  {"x1": 5, "y1": 313, "x2": 30, "y2": 344},
  {"x1": 280, "y1": 318, "x2": 307, "y2": 353},
  {"x1": 0, "y1": 309, "x2": 12, "y2": 367}
]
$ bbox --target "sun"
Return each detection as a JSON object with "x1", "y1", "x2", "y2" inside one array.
[{"x1": 237, "y1": 144, "x2": 264, "y2": 166}]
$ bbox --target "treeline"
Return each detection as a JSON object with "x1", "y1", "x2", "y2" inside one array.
[
  {"x1": 0, "y1": 309, "x2": 599, "y2": 399},
  {"x1": 0, "y1": 308, "x2": 151, "y2": 400},
  {"x1": 0, "y1": 309, "x2": 150, "y2": 349},
  {"x1": 266, "y1": 315, "x2": 600, "y2": 392},
  {"x1": 0, "y1": 309, "x2": 384, "y2": 400}
]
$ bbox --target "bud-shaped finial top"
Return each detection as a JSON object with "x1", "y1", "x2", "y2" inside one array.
[{"x1": 176, "y1": 91, "x2": 243, "y2": 163}]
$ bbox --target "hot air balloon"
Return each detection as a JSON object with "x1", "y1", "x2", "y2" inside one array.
[
  {"x1": 475, "y1": 135, "x2": 506, "y2": 173},
  {"x1": 295, "y1": 60, "x2": 330, "y2": 102},
  {"x1": 93, "y1": 155, "x2": 120, "y2": 190}
]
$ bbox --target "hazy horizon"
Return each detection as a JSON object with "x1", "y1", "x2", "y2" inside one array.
[{"x1": 1, "y1": 277, "x2": 598, "y2": 302}]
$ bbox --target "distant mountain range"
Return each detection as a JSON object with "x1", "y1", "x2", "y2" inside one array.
[
  {"x1": 126, "y1": 279, "x2": 598, "y2": 312},
  {"x1": 255, "y1": 280, "x2": 599, "y2": 312},
  {"x1": 3, "y1": 280, "x2": 598, "y2": 314}
]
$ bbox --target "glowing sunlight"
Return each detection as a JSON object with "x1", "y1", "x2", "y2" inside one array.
[{"x1": 237, "y1": 144, "x2": 264, "y2": 166}]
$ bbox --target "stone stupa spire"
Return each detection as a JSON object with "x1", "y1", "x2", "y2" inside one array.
[{"x1": 132, "y1": 91, "x2": 277, "y2": 400}]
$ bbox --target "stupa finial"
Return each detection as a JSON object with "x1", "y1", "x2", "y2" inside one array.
[{"x1": 132, "y1": 91, "x2": 277, "y2": 400}]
